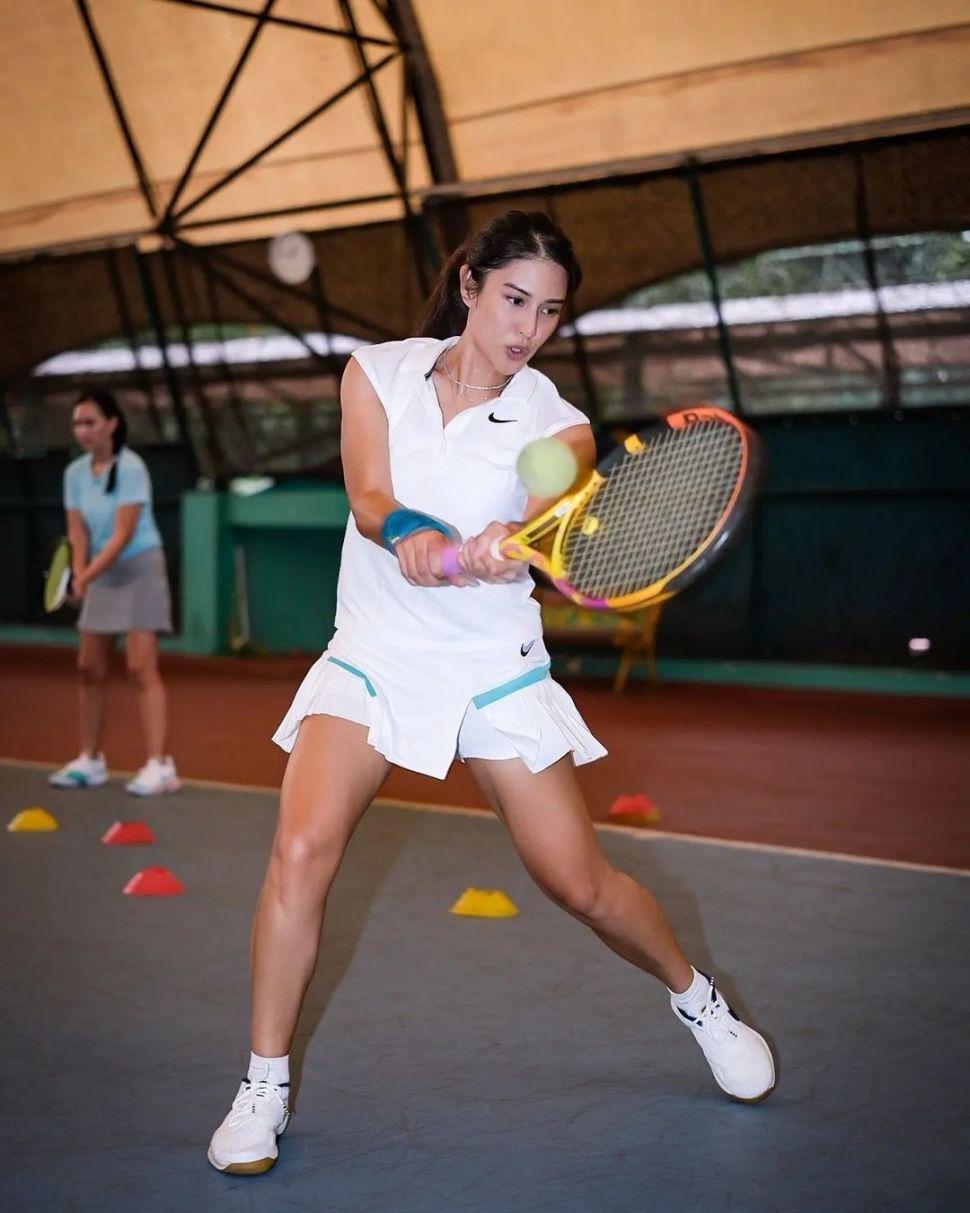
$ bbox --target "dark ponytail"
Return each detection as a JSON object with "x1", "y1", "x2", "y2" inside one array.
[
  {"x1": 417, "y1": 210, "x2": 582, "y2": 339},
  {"x1": 76, "y1": 390, "x2": 127, "y2": 493},
  {"x1": 417, "y1": 244, "x2": 470, "y2": 342}
]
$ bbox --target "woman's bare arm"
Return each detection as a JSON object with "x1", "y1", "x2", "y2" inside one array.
[
  {"x1": 78, "y1": 504, "x2": 140, "y2": 585},
  {"x1": 66, "y1": 509, "x2": 89, "y2": 581},
  {"x1": 340, "y1": 357, "x2": 462, "y2": 586},
  {"x1": 339, "y1": 358, "x2": 399, "y2": 545}
]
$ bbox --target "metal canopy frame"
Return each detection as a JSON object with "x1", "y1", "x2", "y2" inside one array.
[
  {"x1": 16, "y1": 8, "x2": 966, "y2": 480},
  {"x1": 74, "y1": 0, "x2": 457, "y2": 275},
  {"x1": 63, "y1": 0, "x2": 461, "y2": 479}
]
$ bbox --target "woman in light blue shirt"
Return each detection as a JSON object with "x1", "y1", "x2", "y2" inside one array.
[{"x1": 49, "y1": 391, "x2": 181, "y2": 797}]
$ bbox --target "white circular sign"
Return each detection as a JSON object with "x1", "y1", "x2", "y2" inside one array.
[{"x1": 267, "y1": 231, "x2": 316, "y2": 285}]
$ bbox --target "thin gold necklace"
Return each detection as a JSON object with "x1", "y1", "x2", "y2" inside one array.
[{"x1": 441, "y1": 352, "x2": 512, "y2": 394}]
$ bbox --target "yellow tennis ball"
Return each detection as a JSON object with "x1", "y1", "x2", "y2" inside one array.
[{"x1": 516, "y1": 438, "x2": 579, "y2": 497}]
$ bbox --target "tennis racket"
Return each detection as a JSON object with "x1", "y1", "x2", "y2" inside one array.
[
  {"x1": 441, "y1": 406, "x2": 758, "y2": 611},
  {"x1": 44, "y1": 538, "x2": 73, "y2": 612}
]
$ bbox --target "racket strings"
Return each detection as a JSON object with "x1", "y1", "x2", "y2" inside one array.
[{"x1": 562, "y1": 421, "x2": 744, "y2": 599}]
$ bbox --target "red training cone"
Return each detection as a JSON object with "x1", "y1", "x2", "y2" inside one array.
[
  {"x1": 102, "y1": 820, "x2": 156, "y2": 845},
  {"x1": 608, "y1": 793, "x2": 660, "y2": 826},
  {"x1": 123, "y1": 865, "x2": 185, "y2": 896}
]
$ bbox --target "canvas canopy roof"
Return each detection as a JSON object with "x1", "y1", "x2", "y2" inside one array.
[{"x1": 1, "y1": 0, "x2": 968, "y2": 380}]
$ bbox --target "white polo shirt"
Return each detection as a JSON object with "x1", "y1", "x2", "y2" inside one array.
[
  {"x1": 333, "y1": 336, "x2": 589, "y2": 657},
  {"x1": 273, "y1": 336, "x2": 608, "y2": 778}
]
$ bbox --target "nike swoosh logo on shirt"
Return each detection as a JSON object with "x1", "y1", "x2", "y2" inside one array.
[
  {"x1": 488, "y1": 412, "x2": 516, "y2": 423},
  {"x1": 520, "y1": 640, "x2": 537, "y2": 656}
]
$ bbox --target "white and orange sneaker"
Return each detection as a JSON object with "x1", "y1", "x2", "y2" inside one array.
[
  {"x1": 673, "y1": 973, "x2": 776, "y2": 1103},
  {"x1": 125, "y1": 756, "x2": 181, "y2": 796},
  {"x1": 207, "y1": 1078, "x2": 290, "y2": 1175}
]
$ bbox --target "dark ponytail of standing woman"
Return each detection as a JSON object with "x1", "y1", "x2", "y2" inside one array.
[
  {"x1": 417, "y1": 210, "x2": 583, "y2": 340},
  {"x1": 76, "y1": 391, "x2": 128, "y2": 492}
]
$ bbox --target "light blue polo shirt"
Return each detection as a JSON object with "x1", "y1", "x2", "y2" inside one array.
[{"x1": 63, "y1": 447, "x2": 163, "y2": 560}]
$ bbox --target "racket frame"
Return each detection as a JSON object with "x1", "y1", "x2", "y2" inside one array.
[{"x1": 498, "y1": 406, "x2": 757, "y2": 611}]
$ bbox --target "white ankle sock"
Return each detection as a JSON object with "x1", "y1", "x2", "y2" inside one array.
[
  {"x1": 247, "y1": 1051, "x2": 289, "y2": 1086},
  {"x1": 668, "y1": 967, "x2": 710, "y2": 1015}
]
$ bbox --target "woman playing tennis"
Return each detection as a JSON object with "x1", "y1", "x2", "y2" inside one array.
[
  {"x1": 49, "y1": 391, "x2": 180, "y2": 797},
  {"x1": 208, "y1": 211, "x2": 775, "y2": 1175}
]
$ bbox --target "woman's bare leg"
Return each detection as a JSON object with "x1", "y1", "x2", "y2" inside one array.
[
  {"x1": 250, "y1": 714, "x2": 391, "y2": 1056},
  {"x1": 467, "y1": 755, "x2": 693, "y2": 991},
  {"x1": 125, "y1": 630, "x2": 167, "y2": 759},
  {"x1": 77, "y1": 632, "x2": 115, "y2": 756}
]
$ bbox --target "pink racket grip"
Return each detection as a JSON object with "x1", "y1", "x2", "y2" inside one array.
[{"x1": 440, "y1": 545, "x2": 463, "y2": 577}]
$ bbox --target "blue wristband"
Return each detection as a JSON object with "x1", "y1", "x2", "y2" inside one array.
[{"x1": 381, "y1": 508, "x2": 453, "y2": 552}]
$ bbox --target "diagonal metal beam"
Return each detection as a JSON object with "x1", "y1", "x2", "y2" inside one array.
[
  {"x1": 161, "y1": 0, "x2": 277, "y2": 228},
  {"x1": 337, "y1": 1, "x2": 434, "y2": 292},
  {"x1": 197, "y1": 241, "x2": 399, "y2": 341},
  {"x1": 176, "y1": 190, "x2": 400, "y2": 232},
  {"x1": 171, "y1": 51, "x2": 399, "y2": 222},
  {"x1": 173, "y1": 237, "x2": 349, "y2": 368},
  {"x1": 399, "y1": 51, "x2": 410, "y2": 185},
  {"x1": 337, "y1": 0, "x2": 406, "y2": 196},
  {"x1": 155, "y1": 0, "x2": 396, "y2": 45},
  {"x1": 75, "y1": 0, "x2": 158, "y2": 220}
]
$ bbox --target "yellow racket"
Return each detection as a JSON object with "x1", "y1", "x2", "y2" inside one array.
[
  {"x1": 442, "y1": 406, "x2": 758, "y2": 610},
  {"x1": 44, "y1": 537, "x2": 73, "y2": 612}
]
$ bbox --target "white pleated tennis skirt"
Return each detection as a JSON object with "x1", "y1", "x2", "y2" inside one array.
[{"x1": 272, "y1": 635, "x2": 607, "y2": 780}]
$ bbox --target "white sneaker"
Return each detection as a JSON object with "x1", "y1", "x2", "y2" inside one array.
[
  {"x1": 207, "y1": 1079, "x2": 291, "y2": 1174},
  {"x1": 673, "y1": 973, "x2": 775, "y2": 1103},
  {"x1": 49, "y1": 752, "x2": 108, "y2": 788},
  {"x1": 125, "y1": 756, "x2": 181, "y2": 796}
]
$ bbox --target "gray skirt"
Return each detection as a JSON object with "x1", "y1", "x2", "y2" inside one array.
[{"x1": 78, "y1": 546, "x2": 173, "y2": 635}]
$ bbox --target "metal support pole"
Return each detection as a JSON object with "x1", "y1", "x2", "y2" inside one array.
[
  {"x1": 337, "y1": 0, "x2": 436, "y2": 294},
  {"x1": 0, "y1": 381, "x2": 18, "y2": 454},
  {"x1": 854, "y1": 152, "x2": 901, "y2": 410},
  {"x1": 132, "y1": 247, "x2": 197, "y2": 472},
  {"x1": 160, "y1": 249, "x2": 224, "y2": 479},
  {"x1": 196, "y1": 255, "x2": 256, "y2": 463},
  {"x1": 686, "y1": 165, "x2": 743, "y2": 415},
  {"x1": 544, "y1": 193, "x2": 600, "y2": 422},
  {"x1": 104, "y1": 247, "x2": 163, "y2": 438}
]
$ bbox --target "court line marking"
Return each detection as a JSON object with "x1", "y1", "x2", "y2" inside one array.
[{"x1": 4, "y1": 753, "x2": 966, "y2": 878}]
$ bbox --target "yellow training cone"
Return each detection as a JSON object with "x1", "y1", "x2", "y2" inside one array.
[
  {"x1": 8, "y1": 807, "x2": 59, "y2": 832},
  {"x1": 449, "y1": 887, "x2": 519, "y2": 918}
]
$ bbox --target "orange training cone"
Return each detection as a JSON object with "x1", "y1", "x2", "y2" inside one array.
[
  {"x1": 123, "y1": 866, "x2": 185, "y2": 896},
  {"x1": 102, "y1": 821, "x2": 156, "y2": 845},
  {"x1": 608, "y1": 793, "x2": 660, "y2": 826}
]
